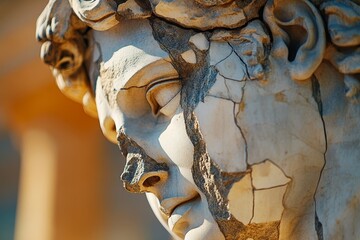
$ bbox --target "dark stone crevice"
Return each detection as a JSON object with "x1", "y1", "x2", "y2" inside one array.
[
  {"x1": 149, "y1": 16, "x2": 249, "y2": 239},
  {"x1": 228, "y1": 42, "x2": 251, "y2": 80},
  {"x1": 315, "y1": 212, "x2": 324, "y2": 240},
  {"x1": 311, "y1": 75, "x2": 327, "y2": 240},
  {"x1": 248, "y1": 169, "x2": 255, "y2": 224},
  {"x1": 149, "y1": 17, "x2": 282, "y2": 239},
  {"x1": 184, "y1": 111, "x2": 246, "y2": 240}
]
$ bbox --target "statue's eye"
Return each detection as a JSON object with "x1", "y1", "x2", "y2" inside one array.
[{"x1": 146, "y1": 79, "x2": 181, "y2": 117}]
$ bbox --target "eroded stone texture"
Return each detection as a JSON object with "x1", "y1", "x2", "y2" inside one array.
[
  {"x1": 37, "y1": 0, "x2": 360, "y2": 239},
  {"x1": 117, "y1": 0, "x2": 152, "y2": 20},
  {"x1": 118, "y1": 128, "x2": 169, "y2": 193},
  {"x1": 148, "y1": 0, "x2": 266, "y2": 30},
  {"x1": 149, "y1": 17, "x2": 249, "y2": 239}
]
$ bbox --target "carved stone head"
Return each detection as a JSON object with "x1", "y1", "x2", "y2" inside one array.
[{"x1": 37, "y1": 0, "x2": 360, "y2": 239}]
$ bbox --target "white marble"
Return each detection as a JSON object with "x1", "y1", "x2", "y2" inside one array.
[
  {"x1": 228, "y1": 174, "x2": 253, "y2": 225},
  {"x1": 37, "y1": 0, "x2": 360, "y2": 239}
]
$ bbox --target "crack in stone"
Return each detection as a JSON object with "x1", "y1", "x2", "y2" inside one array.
[
  {"x1": 311, "y1": 75, "x2": 327, "y2": 240},
  {"x1": 149, "y1": 17, "x2": 248, "y2": 239},
  {"x1": 315, "y1": 212, "x2": 324, "y2": 240},
  {"x1": 207, "y1": 94, "x2": 235, "y2": 103},
  {"x1": 254, "y1": 183, "x2": 289, "y2": 191},
  {"x1": 252, "y1": 159, "x2": 293, "y2": 181},
  {"x1": 224, "y1": 79, "x2": 232, "y2": 101},
  {"x1": 183, "y1": 111, "x2": 280, "y2": 240},
  {"x1": 184, "y1": 110, "x2": 246, "y2": 240},
  {"x1": 224, "y1": 78, "x2": 246, "y2": 103},
  {"x1": 149, "y1": 17, "x2": 282, "y2": 239},
  {"x1": 221, "y1": 73, "x2": 247, "y2": 82},
  {"x1": 250, "y1": 156, "x2": 293, "y2": 233},
  {"x1": 213, "y1": 49, "x2": 234, "y2": 67},
  {"x1": 228, "y1": 42, "x2": 251, "y2": 80},
  {"x1": 279, "y1": 179, "x2": 289, "y2": 239},
  {"x1": 234, "y1": 96, "x2": 257, "y2": 226},
  {"x1": 120, "y1": 85, "x2": 148, "y2": 91},
  {"x1": 233, "y1": 82, "x2": 249, "y2": 168},
  {"x1": 248, "y1": 168, "x2": 256, "y2": 224},
  {"x1": 255, "y1": 159, "x2": 293, "y2": 240}
]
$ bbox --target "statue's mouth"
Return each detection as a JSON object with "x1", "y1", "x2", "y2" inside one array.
[
  {"x1": 168, "y1": 195, "x2": 201, "y2": 238},
  {"x1": 160, "y1": 193, "x2": 201, "y2": 238},
  {"x1": 160, "y1": 193, "x2": 199, "y2": 217}
]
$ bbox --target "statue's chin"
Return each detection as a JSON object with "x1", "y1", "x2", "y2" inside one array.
[
  {"x1": 146, "y1": 193, "x2": 224, "y2": 240},
  {"x1": 184, "y1": 220, "x2": 225, "y2": 240}
]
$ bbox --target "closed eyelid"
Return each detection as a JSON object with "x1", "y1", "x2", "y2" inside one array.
[
  {"x1": 146, "y1": 79, "x2": 181, "y2": 116},
  {"x1": 115, "y1": 58, "x2": 180, "y2": 118},
  {"x1": 119, "y1": 58, "x2": 179, "y2": 90}
]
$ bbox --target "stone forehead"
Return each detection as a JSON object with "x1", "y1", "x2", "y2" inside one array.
[
  {"x1": 126, "y1": 0, "x2": 358, "y2": 30},
  {"x1": 120, "y1": 0, "x2": 267, "y2": 30}
]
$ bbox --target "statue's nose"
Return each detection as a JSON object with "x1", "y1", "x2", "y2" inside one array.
[
  {"x1": 117, "y1": 127, "x2": 169, "y2": 193},
  {"x1": 120, "y1": 153, "x2": 169, "y2": 193}
]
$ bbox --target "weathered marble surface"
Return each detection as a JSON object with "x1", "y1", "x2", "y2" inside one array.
[{"x1": 36, "y1": 0, "x2": 360, "y2": 239}]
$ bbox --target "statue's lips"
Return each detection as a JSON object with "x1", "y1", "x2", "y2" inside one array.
[
  {"x1": 167, "y1": 195, "x2": 201, "y2": 238},
  {"x1": 160, "y1": 193, "x2": 201, "y2": 237},
  {"x1": 160, "y1": 193, "x2": 199, "y2": 217}
]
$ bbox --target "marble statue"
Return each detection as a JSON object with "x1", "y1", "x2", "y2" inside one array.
[{"x1": 36, "y1": 0, "x2": 360, "y2": 239}]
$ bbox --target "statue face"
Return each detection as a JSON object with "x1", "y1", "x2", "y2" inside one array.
[
  {"x1": 36, "y1": 0, "x2": 360, "y2": 239},
  {"x1": 92, "y1": 16, "x2": 326, "y2": 239},
  {"x1": 93, "y1": 19, "x2": 225, "y2": 240},
  {"x1": 92, "y1": 18, "x2": 218, "y2": 239}
]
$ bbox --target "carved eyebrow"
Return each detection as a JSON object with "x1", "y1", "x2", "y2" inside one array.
[{"x1": 117, "y1": 58, "x2": 179, "y2": 90}]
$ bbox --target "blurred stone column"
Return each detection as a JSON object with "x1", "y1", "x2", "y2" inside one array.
[
  {"x1": 15, "y1": 129, "x2": 57, "y2": 240},
  {"x1": 3, "y1": 84, "x2": 106, "y2": 240},
  {"x1": 0, "y1": 1, "x2": 109, "y2": 239}
]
